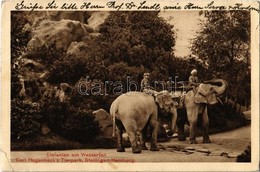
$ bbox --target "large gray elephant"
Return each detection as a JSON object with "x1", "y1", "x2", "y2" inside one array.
[
  {"x1": 110, "y1": 91, "x2": 177, "y2": 153},
  {"x1": 177, "y1": 79, "x2": 227, "y2": 144}
]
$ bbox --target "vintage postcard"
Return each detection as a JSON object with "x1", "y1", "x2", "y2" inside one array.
[{"x1": 1, "y1": 0, "x2": 259, "y2": 171}]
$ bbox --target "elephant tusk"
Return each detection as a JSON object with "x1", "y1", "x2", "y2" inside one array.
[{"x1": 217, "y1": 97, "x2": 223, "y2": 105}]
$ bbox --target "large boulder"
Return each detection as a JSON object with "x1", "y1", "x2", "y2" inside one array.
[
  {"x1": 26, "y1": 11, "x2": 110, "y2": 50},
  {"x1": 87, "y1": 12, "x2": 110, "y2": 32},
  {"x1": 25, "y1": 11, "x2": 92, "y2": 27},
  {"x1": 67, "y1": 41, "x2": 93, "y2": 56},
  {"x1": 242, "y1": 110, "x2": 251, "y2": 121},
  {"x1": 48, "y1": 11, "x2": 92, "y2": 24},
  {"x1": 28, "y1": 19, "x2": 93, "y2": 50}
]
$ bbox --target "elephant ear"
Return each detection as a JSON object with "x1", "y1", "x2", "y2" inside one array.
[
  {"x1": 206, "y1": 86, "x2": 218, "y2": 105},
  {"x1": 155, "y1": 93, "x2": 164, "y2": 109},
  {"x1": 155, "y1": 91, "x2": 173, "y2": 109},
  {"x1": 195, "y1": 84, "x2": 218, "y2": 104}
]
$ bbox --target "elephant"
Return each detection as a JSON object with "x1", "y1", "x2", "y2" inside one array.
[
  {"x1": 177, "y1": 79, "x2": 227, "y2": 144},
  {"x1": 93, "y1": 108, "x2": 113, "y2": 138},
  {"x1": 110, "y1": 91, "x2": 177, "y2": 153}
]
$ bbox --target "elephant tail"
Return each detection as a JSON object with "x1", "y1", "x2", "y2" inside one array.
[
  {"x1": 112, "y1": 111, "x2": 116, "y2": 138},
  {"x1": 110, "y1": 103, "x2": 117, "y2": 138}
]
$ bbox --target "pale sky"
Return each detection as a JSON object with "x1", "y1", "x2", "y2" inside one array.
[{"x1": 159, "y1": 11, "x2": 204, "y2": 57}]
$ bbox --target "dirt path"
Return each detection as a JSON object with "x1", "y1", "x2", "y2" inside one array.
[{"x1": 11, "y1": 125, "x2": 250, "y2": 162}]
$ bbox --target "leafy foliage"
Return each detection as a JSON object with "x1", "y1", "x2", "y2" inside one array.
[
  {"x1": 61, "y1": 107, "x2": 100, "y2": 143},
  {"x1": 171, "y1": 57, "x2": 207, "y2": 81},
  {"x1": 11, "y1": 12, "x2": 32, "y2": 99},
  {"x1": 42, "y1": 99, "x2": 100, "y2": 143},
  {"x1": 47, "y1": 54, "x2": 88, "y2": 84},
  {"x1": 11, "y1": 100, "x2": 42, "y2": 140},
  {"x1": 98, "y1": 11, "x2": 176, "y2": 83},
  {"x1": 191, "y1": 11, "x2": 250, "y2": 105},
  {"x1": 27, "y1": 43, "x2": 67, "y2": 68},
  {"x1": 10, "y1": 13, "x2": 43, "y2": 141},
  {"x1": 11, "y1": 12, "x2": 31, "y2": 60},
  {"x1": 191, "y1": 11, "x2": 250, "y2": 68}
]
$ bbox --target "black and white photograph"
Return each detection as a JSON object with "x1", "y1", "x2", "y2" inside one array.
[{"x1": 1, "y1": 0, "x2": 259, "y2": 171}]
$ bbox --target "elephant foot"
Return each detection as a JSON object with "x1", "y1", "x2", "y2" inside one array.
[
  {"x1": 202, "y1": 138, "x2": 211, "y2": 144},
  {"x1": 189, "y1": 139, "x2": 198, "y2": 144},
  {"x1": 117, "y1": 147, "x2": 125, "y2": 152},
  {"x1": 150, "y1": 146, "x2": 159, "y2": 151},
  {"x1": 178, "y1": 134, "x2": 186, "y2": 141},
  {"x1": 132, "y1": 147, "x2": 141, "y2": 154}
]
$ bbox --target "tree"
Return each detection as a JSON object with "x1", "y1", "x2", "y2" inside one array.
[
  {"x1": 11, "y1": 12, "x2": 32, "y2": 99},
  {"x1": 191, "y1": 11, "x2": 250, "y2": 105},
  {"x1": 98, "y1": 11, "x2": 176, "y2": 85}
]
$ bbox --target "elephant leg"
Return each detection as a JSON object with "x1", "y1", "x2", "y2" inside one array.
[
  {"x1": 125, "y1": 125, "x2": 141, "y2": 154},
  {"x1": 177, "y1": 109, "x2": 187, "y2": 141},
  {"x1": 115, "y1": 120, "x2": 125, "y2": 152},
  {"x1": 140, "y1": 123, "x2": 149, "y2": 150},
  {"x1": 201, "y1": 106, "x2": 211, "y2": 143},
  {"x1": 116, "y1": 127, "x2": 125, "y2": 152},
  {"x1": 149, "y1": 115, "x2": 159, "y2": 151},
  {"x1": 187, "y1": 107, "x2": 198, "y2": 144}
]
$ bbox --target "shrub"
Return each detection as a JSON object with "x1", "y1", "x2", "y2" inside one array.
[
  {"x1": 42, "y1": 99, "x2": 100, "y2": 143},
  {"x1": 237, "y1": 145, "x2": 251, "y2": 162},
  {"x1": 41, "y1": 100, "x2": 68, "y2": 132},
  {"x1": 61, "y1": 107, "x2": 100, "y2": 143},
  {"x1": 27, "y1": 43, "x2": 66, "y2": 68},
  {"x1": 11, "y1": 12, "x2": 31, "y2": 60},
  {"x1": 11, "y1": 12, "x2": 32, "y2": 99},
  {"x1": 47, "y1": 54, "x2": 88, "y2": 84},
  {"x1": 11, "y1": 99, "x2": 42, "y2": 140}
]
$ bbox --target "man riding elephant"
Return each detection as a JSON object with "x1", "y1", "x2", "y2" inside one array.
[
  {"x1": 176, "y1": 69, "x2": 227, "y2": 144},
  {"x1": 141, "y1": 72, "x2": 151, "y2": 93},
  {"x1": 189, "y1": 69, "x2": 200, "y2": 91}
]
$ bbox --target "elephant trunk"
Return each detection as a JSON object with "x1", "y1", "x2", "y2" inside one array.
[
  {"x1": 170, "y1": 107, "x2": 177, "y2": 133},
  {"x1": 205, "y1": 79, "x2": 227, "y2": 95}
]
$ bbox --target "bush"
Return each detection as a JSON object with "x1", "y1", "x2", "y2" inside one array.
[
  {"x1": 41, "y1": 100, "x2": 68, "y2": 132},
  {"x1": 11, "y1": 99, "x2": 42, "y2": 140},
  {"x1": 61, "y1": 107, "x2": 100, "y2": 143},
  {"x1": 42, "y1": 99, "x2": 100, "y2": 143},
  {"x1": 207, "y1": 104, "x2": 227, "y2": 129},
  {"x1": 11, "y1": 12, "x2": 32, "y2": 99},
  {"x1": 237, "y1": 145, "x2": 251, "y2": 162},
  {"x1": 27, "y1": 43, "x2": 66, "y2": 68},
  {"x1": 47, "y1": 54, "x2": 88, "y2": 84},
  {"x1": 98, "y1": 11, "x2": 176, "y2": 83},
  {"x1": 11, "y1": 67, "x2": 23, "y2": 99},
  {"x1": 11, "y1": 12, "x2": 31, "y2": 60}
]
